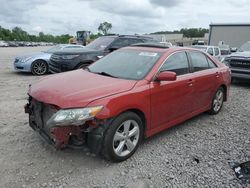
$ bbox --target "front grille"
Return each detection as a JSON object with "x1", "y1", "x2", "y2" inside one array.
[
  {"x1": 31, "y1": 99, "x2": 57, "y2": 133},
  {"x1": 229, "y1": 59, "x2": 250, "y2": 69},
  {"x1": 51, "y1": 54, "x2": 61, "y2": 61}
]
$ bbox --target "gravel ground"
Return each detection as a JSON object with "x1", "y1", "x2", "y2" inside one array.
[{"x1": 0, "y1": 47, "x2": 249, "y2": 188}]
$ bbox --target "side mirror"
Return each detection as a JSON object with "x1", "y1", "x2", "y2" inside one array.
[{"x1": 156, "y1": 71, "x2": 177, "y2": 81}]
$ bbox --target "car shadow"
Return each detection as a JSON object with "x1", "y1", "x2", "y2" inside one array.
[
  {"x1": 141, "y1": 112, "x2": 208, "y2": 145},
  {"x1": 8, "y1": 71, "x2": 51, "y2": 77},
  {"x1": 231, "y1": 79, "x2": 250, "y2": 88}
]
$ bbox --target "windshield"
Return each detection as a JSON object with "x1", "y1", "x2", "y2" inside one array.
[
  {"x1": 89, "y1": 49, "x2": 162, "y2": 80},
  {"x1": 45, "y1": 45, "x2": 64, "y2": 53},
  {"x1": 86, "y1": 36, "x2": 115, "y2": 50},
  {"x1": 238, "y1": 42, "x2": 250, "y2": 52},
  {"x1": 192, "y1": 46, "x2": 207, "y2": 52}
]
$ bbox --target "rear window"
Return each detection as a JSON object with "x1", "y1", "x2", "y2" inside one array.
[
  {"x1": 214, "y1": 48, "x2": 220, "y2": 56},
  {"x1": 189, "y1": 51, "x2": 209, "y2": 72}
]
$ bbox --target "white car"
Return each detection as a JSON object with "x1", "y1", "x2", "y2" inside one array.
[
  {"x1": 0, "y1": 40, "x2": 9, "y2": 47},
  {"x1": 191, "y1": 45, "x2": 221, "y2": 60}
]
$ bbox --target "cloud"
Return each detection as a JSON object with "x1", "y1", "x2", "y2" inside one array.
[
  {"x1": 84, "y1": 0, "x2": 163, "y2": 18},
  {"x1": 0, "y1": 0, "x2": 250, "y2": 36},
  {"x1": 149, "y1": 0, "x2": 181, "y2": 8},
  {"x1": 0, "y1": 0, "x2": 48, "y2": 25},
  {"x1": 32, "y1": 26, "x2": 43, "y2": 33}
]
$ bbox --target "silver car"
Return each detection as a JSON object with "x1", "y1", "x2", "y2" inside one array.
[{"x1": 14, "y1": 44, "x2": 85, "y2": 75}]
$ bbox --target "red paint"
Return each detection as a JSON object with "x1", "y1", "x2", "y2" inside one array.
[
  {"x1": 28, "y1": 47, "x2": 231, "y2": 143},
  {"x1": 50, "y1": 126, "x2": 82, "y2": 148}
]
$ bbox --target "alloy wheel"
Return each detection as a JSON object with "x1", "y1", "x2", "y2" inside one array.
[
  {"x1": 113, "y1": 120, "x2": 140, "y2": 157},
  {"x1": 32, "y1": 61, "x2": 47, "y2": 75},
  {"x1": 213, "y1": 89, "x2": 224, "y2": 112}
]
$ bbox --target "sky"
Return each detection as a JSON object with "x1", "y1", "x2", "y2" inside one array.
[{"x1": 0, "y1": 0, "x2": 250, "y2": 36}]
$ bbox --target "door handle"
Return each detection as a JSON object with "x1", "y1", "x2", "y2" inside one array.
[
  {"x1": 187, "y1": 79, "x2": 194, "y2": 87},
  {"x1": 215, "y1": 72, "x2": 220, "y2": 78}
]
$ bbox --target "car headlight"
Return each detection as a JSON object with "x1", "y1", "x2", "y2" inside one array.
[
  {"x1": 47, "y1": 106, "x2": 103, "y2": 127},
  {"x1": 61, "y1": 55, "x2": 79, "y2": 60}
]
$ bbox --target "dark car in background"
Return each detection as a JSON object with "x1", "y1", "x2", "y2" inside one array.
[
  {"x1": 223, "y1": 41, "x2": 250, "y2": 80},
  {"x1": 49, "y1": 35, "x2": 156, "y2": 73}
]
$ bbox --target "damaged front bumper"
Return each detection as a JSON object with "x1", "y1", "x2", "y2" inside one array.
[{"x1": 24, "y1": 98, "x2": 106, "y2": 153}]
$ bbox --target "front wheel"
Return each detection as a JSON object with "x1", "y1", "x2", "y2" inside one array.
[
  {"x1": 208, "y1": 87, "x2": 224, "y2": 115},
  {"x1": 31, "y1": 60, "x2": 48, "y2": 75},
  {"x1": 102, "y1": 112, "x2": 143, "y2": 162}
]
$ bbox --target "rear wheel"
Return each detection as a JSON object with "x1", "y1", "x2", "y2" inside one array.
[
  {"x1": 102, "y1": 112, "x2": 143, "y2": 162},
  {"x1": 31, "y1": 60, "x2": 48, "y2": 75},
  {"x1": 208, "y1": 87, "x2": 224, "y2": 115}
]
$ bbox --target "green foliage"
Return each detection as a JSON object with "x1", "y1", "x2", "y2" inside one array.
[
  {"x1": 151, "y1": 28, "x2": 209, "y2": 38},
  {"x1": 98, "y1": 22, "x2": 112, "y2": 35},
  {"x1": 0, "y1": 26, "x2": 73, "y2": 43},
  {"x1": 89, "y1": 32, "x2": 102, "y2": 40}
]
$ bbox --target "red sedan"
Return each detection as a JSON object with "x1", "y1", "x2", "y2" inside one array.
[{"x1": 25, "y1": 43, "x2": 231, "y2": 162}]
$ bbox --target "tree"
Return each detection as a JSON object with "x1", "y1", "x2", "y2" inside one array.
[{"x1": 98, "y1": 22, "x2": 112, "y2": 35}]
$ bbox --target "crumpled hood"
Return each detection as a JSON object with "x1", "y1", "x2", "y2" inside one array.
[{"x1": 29, "y1": 70, "x2": 137, "y2": 108}]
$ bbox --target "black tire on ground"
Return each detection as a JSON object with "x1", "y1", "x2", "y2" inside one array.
[
  {"x1": 31, "y1": 60, "x2": 48, "y2": 75},
  {"x1": 208, "y1": 87, "x2": 225, "y2": 115},
  {"x1": 76, "y1": 63, "x2": 89, "y2": 69},
  {"x1": 102, "y1": 112, "x2": 143, "y2": 162}
]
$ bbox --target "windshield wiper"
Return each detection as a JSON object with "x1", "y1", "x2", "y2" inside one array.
[{"x1": 95, "y1": 71, "x2": 117, "y2": 78}]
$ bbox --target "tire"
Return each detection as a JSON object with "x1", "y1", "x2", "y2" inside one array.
[
  {"x1": 76, "y1": 63, "x2": 89, "y2": 69},
  {"x1": 31, "y1": 60, "x2": 48, "y2": 75},
  {"x1": 102, "y1": 112, "x2": 143, "y2": 162},
  {"x1": 208, "y1": 87, "x2": 224, "y2": 115}
]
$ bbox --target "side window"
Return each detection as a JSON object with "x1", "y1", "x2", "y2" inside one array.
[
  {"x1": 207, "y1": 48, "x2": 214, "y2": 56},
  {"x1": 214, "y1": 48, "x2": 220, "y2": 56},
  {"x1": 110, "y1": 38, "x2": 129, "y2": 48},
  {"x1": 207, "y1": 57, "x2": 217, "y2": 68},
  {"x1": 160, "y1": 52, "x2": 189, "y2": 76},
  {"x1": 189, "y1": 51, "x2": 209, "y2": 72}
]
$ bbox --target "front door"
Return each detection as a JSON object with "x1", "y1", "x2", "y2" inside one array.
[{"x1": 150, "y1": 51, "x2": 195, "y2": 129}]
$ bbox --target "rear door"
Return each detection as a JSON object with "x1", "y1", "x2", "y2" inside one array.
[
  {"x1": 150, "y1": 51, "x2": 195, "y2": 128},
  {"x1": 187, "y1": 51, "x2": 220, "y2": 110}
]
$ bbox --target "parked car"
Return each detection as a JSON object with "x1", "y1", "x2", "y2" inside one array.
[
  {"x1": 223, "y1": 41, "x2": 250, "y2": 80},
  {"x1": 0, "y1": 40, "x2": 9, "y2": 47},
  {"x1": 6, "y1": 41, "x2": 18, "y2": 47},
  {"x1": 49, "y1": 35, "x2": 156, "y2": 73},
  {"x1": 25, "y1": 43, "x2": 231, "y2": 162},
  {"x1": 191, "y1": 45, "x2": 221, "y2": 60},
  {"x1": 219, "y1": 45, "x2": 231, "y2": 62},
  {"x1": 159, "y1": 41, "x2": 173, "y2": 47},
  {"x1": 14, "y1": 44, "x2": 85, "y2": 75}
]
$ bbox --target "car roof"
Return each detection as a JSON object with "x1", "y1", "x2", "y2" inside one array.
[
  {"x1": 124, "y1": 45, "x2": 213, "y2": 54},
  {"x1": 100, "y1": 34, "x2": 153, "y2": 40},
  {"x1": 192, "y1": 45, "x2": 219, "y2": 48}
]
